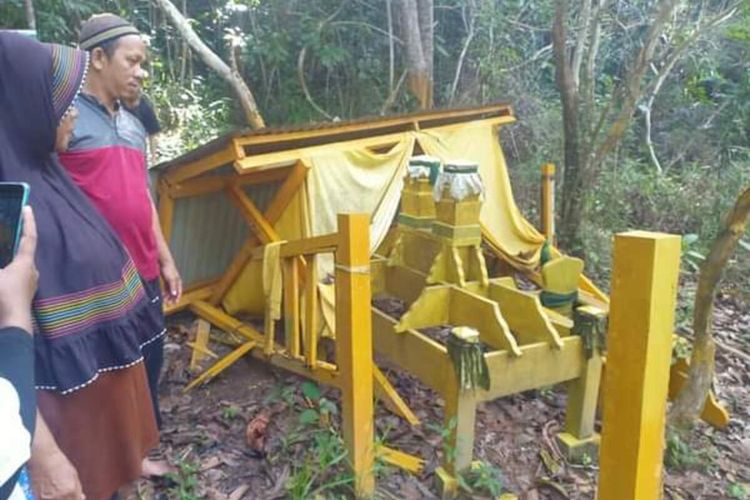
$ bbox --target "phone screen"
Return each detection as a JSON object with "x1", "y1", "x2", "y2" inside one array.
[{"x1": 0, "y1": 184, "x2": 26, "y2": 268}]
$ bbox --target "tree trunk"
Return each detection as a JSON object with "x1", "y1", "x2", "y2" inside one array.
[
  {"x1": 417, "y1": 0, "x2": 434, "y2": 107},
  {"x1": 670, "y1": 186, "x2": 750, "y2": 428},
  {"x1": 152, "y1": 0, "x2": 266, "y2": 129},
  {"x1": 24, "y1": 0, "x2": 36, "y2": 30},
  {"x1": 399, "y1": 0, "x2": 433, "y2": 109},
  {"x1": 552, "y1": 0, "x2": 585, "y2": 253}
]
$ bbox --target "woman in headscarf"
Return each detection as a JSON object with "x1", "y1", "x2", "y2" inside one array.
[{"x1": 0, "y1": 33, "x2": 164, "y2": 500}]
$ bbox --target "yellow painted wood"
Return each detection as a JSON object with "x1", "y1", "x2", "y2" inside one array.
[
  {"x1": 470, "y1": 245, "x2": 489, "y2": 287},
  {"x1": 164, "y1": 145, "x2": 236, "y2": 184},
  {"x1": 370, "y1": 258, "x2": 387, "y2": 296},
  {"x1": 563, "y1": 344, "x2": 603, "y2": 440},
  {"x1": 478, "y1": 336, "x2": 584, "y2": 401},
  {"x1": 384, "y1": 264, "x2": 429, "y2": 305},
  {"x1": 164, "y1": 281, "x2": 216, "y2": 316},
  {"x1": 541, "y1": 255, "x2": 584, "y2": 316},
  {"x1": 303, "y1": 257, "x2": 318, "y2": 367},
  {"x1": 280, "y1": 258, "x2": 299, "y2": 357},
  {"x1": 280, "y1": 233, "x2": 339, "y2": 258},
  {"x1": 190, "y1": 319, "x2": 213, "y2": 370},
  {"x1": 435, "y1": 197, "x2": 482, "y2": 227},
  {"x1": 444, "y1": 380, "x2": 478, "y2": 475},
  {"x1": 668, "y1": 358, "x2": 730, "y2": 429},
  {"x1": 167, "y1": 166, "x2": 293, "y2": 199},
  {"x1": 450, "y1": 288, "x2": 521, "y2": 355},
  {"x1": 598, "y1": 231, "x2": 681, "y2": 500},
  {"x1": 334, "y1": 214, "x2": 375, "y2": 497},
  {"x1": 395, "y1": 286, "x2": 451, "y2": 332},
  {"x1": 371, "y1": 310, "x2": 452, "y2": 398},
  {"x1": 489, "y1": 282, "x2": 563, "y2": 348},
  {"x1": 208, "y1": 163, "x2": 307, "y2": 305},
  {"x1": 373, "y1": 366, "x2": 421, "y2": 426},
  {"x1": 185, "y1": 341, "x2": 257, "y2": 391},
  {"x1": 227, "y1": 184, "x2": 280, "y2": 244},
  {"x1": 375, "y1": 445, "x2": 425, "y2": 474},
  {"x1": 540, "y1": 163, "x2": 556, "y2": 244},
  {"x1": 399, "y1": 228, "x2": 442, "y2": 275},
  {"x1": 190, "y1": 299, "x2": 340, "y2": 387},
  {"x1": 450, "y1": 246, "x2": 467, "y2": 287}
]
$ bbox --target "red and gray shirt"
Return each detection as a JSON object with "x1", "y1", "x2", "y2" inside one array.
[{"x1": 58, "y1": 93, "x2": 159, "y2": 280}]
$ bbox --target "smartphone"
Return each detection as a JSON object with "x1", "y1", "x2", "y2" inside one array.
[{"x1": 0, "y1": 182, "x2": 30, "y2": 268}]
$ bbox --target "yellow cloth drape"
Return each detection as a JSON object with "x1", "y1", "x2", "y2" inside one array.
[{"x1": 415, "y1": 123, "x2": 545, "y2": 270}]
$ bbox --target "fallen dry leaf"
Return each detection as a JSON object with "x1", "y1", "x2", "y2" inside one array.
[
  {"x1": 228, "y1": 484, "x2": 250, "y2": 500},
  {"x1": 245, "y1": 411, "x2": 270, "y2": 456}
]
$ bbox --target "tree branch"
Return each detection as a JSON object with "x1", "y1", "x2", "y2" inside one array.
[
  {"x1": 152, "y1": 0, "x2": 265, "y2": 129},
  {"x1": 449, "y1": 0, "x2": 476, "y2": 104}
]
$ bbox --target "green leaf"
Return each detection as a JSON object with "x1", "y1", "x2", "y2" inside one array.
[
  {"x1": 301, "y1": 381, "x2": 321, "y2": 401},
  {"x1": 682, "y1": 233, "x2": 699, "y2": 246},
  {"x1": 299, "y1": 408, "x2": 319, "y2": 425},
  {"x1": 738, "y1": 239, "x2": 750, "y2": 252},
  {"x1": 686, "y1": 250, "x2": 706, "y2": 261}
]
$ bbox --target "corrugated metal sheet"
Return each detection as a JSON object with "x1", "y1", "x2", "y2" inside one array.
[{"x1": 168, "y1": 180, "x2": 282, "y2": 286}]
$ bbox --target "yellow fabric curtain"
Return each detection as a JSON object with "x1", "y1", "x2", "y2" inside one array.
[{"x1": 415, "y1": 123, "x2": 546, "y2": 271}]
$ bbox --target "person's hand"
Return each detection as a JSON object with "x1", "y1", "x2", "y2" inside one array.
[
  {"x1": 28, "y1": 446, "x2": 84, "y2": 500},
  {"x1": 160, "y1": 259, "x2": 182, "y2": 305},
  {"x1": 0, "y1": 206, "x2": 38, "y2": 333}
]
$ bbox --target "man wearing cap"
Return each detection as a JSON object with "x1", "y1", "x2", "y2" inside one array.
[{"x1": 57, "y1": 13, "x2": 179, "y2": 480}]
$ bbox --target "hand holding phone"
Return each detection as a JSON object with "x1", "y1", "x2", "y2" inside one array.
[
  {"x1": 0, "y1": 206, "x2": 38, "y2": 333},
  {"x1": 0, "y1": 182, "x2": 30, "y2": 268}
]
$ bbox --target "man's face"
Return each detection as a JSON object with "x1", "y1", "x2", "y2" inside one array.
[{"x1": 96, "y1": 34, "x2": 147, "y2": 101}]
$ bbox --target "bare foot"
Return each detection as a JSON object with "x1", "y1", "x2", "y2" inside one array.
[{"x1": 141, "y1": 457, "x2": 175, "y2": 478}]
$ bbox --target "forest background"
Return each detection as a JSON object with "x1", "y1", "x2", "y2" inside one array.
[{"x1": 2, "y1": 0, "x2": 749, "y2": 291}]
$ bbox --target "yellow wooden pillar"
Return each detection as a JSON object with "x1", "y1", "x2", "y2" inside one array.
[
  {"x1": 598, "y1": 231, "x2": 681, "y2": 500},
  {"x1": 540, "y1": 163, "x2": 555, "y2": 244},
  {"x1": 335, "y1": 213, "x2": 375, "y2": 497}
]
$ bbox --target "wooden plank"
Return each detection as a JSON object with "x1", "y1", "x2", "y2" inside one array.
[
  {"x1": 209, "y1": 165, "x2": 309, "y2": 305},
  {"x1": 233, "y1": 105, "x2": 513, "y2": 148},
  {"x1": 488, "y1": 282, "x2": 563, "y2": 349},
  {"x1": 185, "y1": 341, "x2": 257, "y2": 391},
  {"x1": 227, "y1": 184, "x2": 280, "y2": 243},
  {"x1": 190, "y1": 319, "x2": 212, "y2": 371},
  {"x1": 449, "y1": 287, "x2": 522, "y2": 355},
  {"x1": 334, "y1": 214, "x2": 375, "y2": 497},
  {"x1": 157, "y1": 182, "x2": 174, "y2": 244},
  {"x1": 165, "y1": 145, "x2": 237, "y2": 184},
  {"x1": 598, "y1": 232, "x2": 681, "y2": 500},
  {"x1": 280, "y1": 233, "x2": 339, "y2": 258},
  {"x1": 395, "y1": 286, "x2": 450, "y2": 332},
  {"x1": 375, "y1": 445, "x2": 425, "y2": 474},
  {"x1": 479, "y1": 337, "x2": 584, "y2": 401},
  {"x1": 373, "y1": 366, "x2": 420, "y2": 426},
  {"x1": 384, "y1": 264, "x2": 428, "y2": 305},
  {"x1": 283, "y1": 258, "x2": 301, "y2": 358},
  {"x1": 167, "y1": 167, "x2": 293, "y2": 199},
  {"x1": 372, "y1": 309, "x2": 451, "y2": 394},
  {"x1": 303, "y1": 258, "x2": 318, "y2": 367},
  {"x1": 189, "y1": 300, "x2": 340, "y2": 387},
  {"x1": 164, "y1": 282, "x2": 216, "y2": 316}
]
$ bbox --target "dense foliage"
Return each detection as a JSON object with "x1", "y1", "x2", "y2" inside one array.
[{"x1": 2, "y1": 0, "x2": 748, "y2": 283}]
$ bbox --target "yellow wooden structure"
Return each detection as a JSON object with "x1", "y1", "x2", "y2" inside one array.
[{"x1": 153, "y1": 104, "x2": 727, "y2": 497}]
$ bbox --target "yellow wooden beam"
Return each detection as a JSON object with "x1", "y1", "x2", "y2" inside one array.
[
  {"x1": 334, "y1": 213, "x2": 375, "y2": 497},
  {"x1": 283, "y1": 257, "x2": 301, "y2": 358},
  {"x1": 185, "y1": 341, "x2": 257, "y2": 391},
  {"x1": 303, "y1": 259, "x2": 318, "y2": 367},
  {"x1": 164, "y1": 281, "x2": 216, "y2": 316},
  {"x1": 280, "y1": 233, "x2": 339, "y2": 258},
  {"x1": 189, "y1": 318, "x2": 213, "y2": 371},
  {"x1": 209, "y1": 163, "x2": 308, "y2": 305},
  {"x1": 540, "y1": 163, "x2": 556, "y2": 244},
  {"x1": 165, "y1": 145, "x2": 237, "y2": 184},
  {"x1": 373, "y1": 366, "x2": 420, "y2": 426},
  {"x1": 375, "y1": 445, "x2": 425, "y2": 475},
  {"x1": 167, "y1": 166, "x2": 293, "y2": 199},
  {"x1": 227, "y1": 184, "x2": 280, "y2": 244},
  {"x1": 488, "y1": 281, "x2": 563, "y2": 348},
  {"x1": 598, "y1": 231, "x2": 681, "y2": 500},
  {"x1": 668, "y1": 358, "x2": 730, "y2": 429}
]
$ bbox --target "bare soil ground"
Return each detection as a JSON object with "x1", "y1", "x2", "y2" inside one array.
[{"x1": 131, "y1": 290, "x2": 750, "y2": 500}]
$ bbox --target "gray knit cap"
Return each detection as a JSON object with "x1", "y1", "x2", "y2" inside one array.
[{"x1": 78, "y1": 13, "x2": 140, "y2": 51}]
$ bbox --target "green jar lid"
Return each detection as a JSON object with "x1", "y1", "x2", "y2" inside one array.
[
  {"x1": 444, "y1": 160, "x2": 479, "y2": 174},
  {"x1": 409, "y1": 155, "x2": 442, "y2": 185}
]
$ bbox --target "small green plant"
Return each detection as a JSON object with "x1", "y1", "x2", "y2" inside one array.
[
  {"x1": 728, "y1": 483, "x2": 748, "y2": 500},
  {"x1": 580, "y1": 452, "x2": 593, "y2": 467},
  {"x1": 458, "y1": 460, "x2": 506, "y2": 497},
  {"x1": 426, "y1": 417, "x2": 458, "y2": 464},
  {"x1": 664, "y1": 430, "x2": 715, "y2": 470},
  {"x1": 166, "y1": 459, "x2": 200, "y2": 500},
  {"x1": 221, "y1": 404, "x2": 240, "y2": 421}
]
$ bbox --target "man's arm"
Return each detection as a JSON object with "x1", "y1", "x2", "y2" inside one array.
[{"x1": 150, "y1": 195, "x2": 182, "y2": 305}]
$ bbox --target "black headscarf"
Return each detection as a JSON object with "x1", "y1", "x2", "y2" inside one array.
[{"x1": 0, "y1": 32, "x2": 163, "y2": 394}]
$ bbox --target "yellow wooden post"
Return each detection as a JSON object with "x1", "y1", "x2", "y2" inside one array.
[
  {"x1": 598, "y1": 231, "x2": 681, "y2": 500},
  {"x1": 335, "y1": 213, "x2": 375, "y2": 497},
  {"x1": 158, "y1": 180, "x2": 175, "y2": 245},
  {"x1": 540, "y1": 163, "x2": 555, "y2": 244}
]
